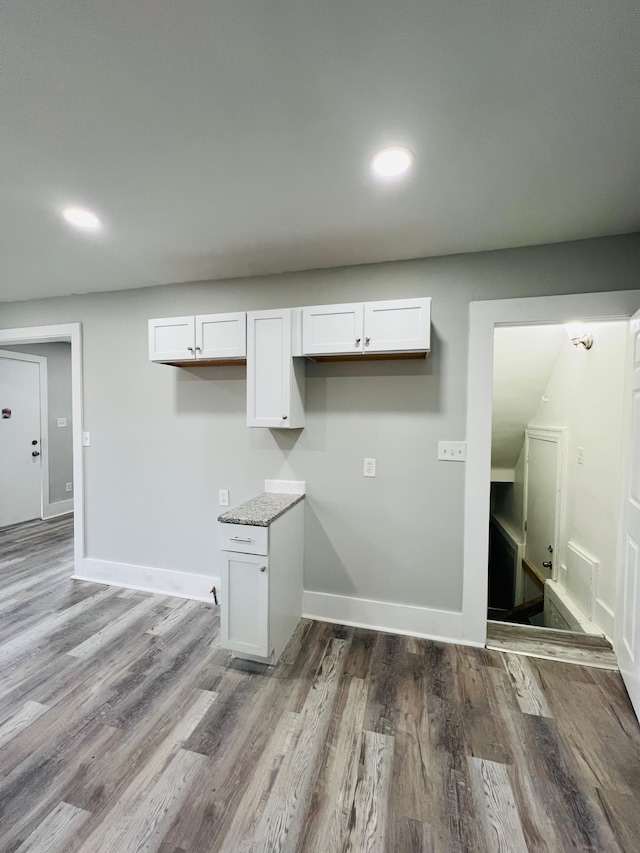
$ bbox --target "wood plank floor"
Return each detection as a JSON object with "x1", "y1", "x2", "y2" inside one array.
[
  {"x1": 486, "y1": 621, "x2": 619, "y2": 670},
  {"x1": 1, "y1": 517, "x2": 640, "y2": 852}
]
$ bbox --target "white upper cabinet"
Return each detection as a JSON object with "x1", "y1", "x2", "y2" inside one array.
[
  {"x1": 149, "y1": 312, "x2": 246, "y2": 363},
  {"x1": 148, "y1": 316, "x2": 195, "y2": 362},
  {"x1": 302, "y1": 297, "x2": 431, "y2": 357},
  {"x1": 301, "y1": 303, "x2": 364, "y2": 356},
  {"x1": 247, "y1": 308, "x2": 305, "y2": 429},
  {"x1": 196, "y1": 313, "x2": 246, "y2": 360}
]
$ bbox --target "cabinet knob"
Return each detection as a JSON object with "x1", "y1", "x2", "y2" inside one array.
[
  {"x1": 32, "y1": 450, "x2": 40, "y2": 457},
  {"x1": 355, "y1": 337, "x2": 361, "y2": 345},
  {"x1": 187, "y1": 346, "x2": 194, "y2": 353},
  {"x1": 365, "y1": 337, "x2": 370, "y2": 346},
  {"x1": 260, "y1": 565, "x2": 267, "y2": 572},
  {"x1": 282, "y1": 415, "x2": 288, "y2": 420},
  {"x1": 194, "y1": 346, "x2": 202, "y2": 353}
]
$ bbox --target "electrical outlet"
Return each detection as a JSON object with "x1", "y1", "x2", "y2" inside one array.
[
  {"x1": 437, "y1": 441, "x2": 467, "y2": 461},
  {"x1": 57, "y1": 417, "x2": 67, "y2": 428},
  {"x1": 65, "y1": 482, "x2": 72, "y2": 492},
  {"x1": 363, "y1": 458, "x2": 376, "y2": 477},
  {"x1": 219, "y1": 489, "x2": 229, "y2": 506},
  {"x1": 577, "y1": 446, "x2": 585, "y2": 465}
]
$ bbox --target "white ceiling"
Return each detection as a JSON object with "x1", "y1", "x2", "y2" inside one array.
[{"x1": 2, "y1": 0, "x2": 639, "y2": 302}]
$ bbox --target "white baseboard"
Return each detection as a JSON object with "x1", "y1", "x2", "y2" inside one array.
[
  {"x1": 43, "y1": 498, "x2": 74, "y2": 519},
  {"x1": 594, "y1": 596, "x2": 615, "y2": 642},
  {"x1": 75, "y1": 558, "x2": 218, "y2": 603},
  {"x1": 303, "y1": 590, "x2": 465, "y2": 645}
]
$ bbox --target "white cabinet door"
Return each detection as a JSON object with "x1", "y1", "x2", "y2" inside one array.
[
  {"x1": 247, "y1": 309, "x2": 305, "y2": 428},
  {"x1": 302, "y1": 303, "x2": 364, "y2": 355},
  {"x1": 148, "y1": 316, "x2": 195, "y2": 362},
  {"x1": 220, "y1": 551, "x2": 270, "y2": 658},
  {"x1": 363, "y1": 298, "x2": 431, "y2": 353},
  {"x1": 196, "y1": 312, "x2": 246, "y2": 360}
]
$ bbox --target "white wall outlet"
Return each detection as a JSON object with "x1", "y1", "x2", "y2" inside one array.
[
  {"x1": 65, "y1": 482, "x2": 72, "y2": 492},
  {"x1": 57, "y1": 417, "x2": 67, "y2": 428},
  {"x1": 219, "y1": 489, "x2": 229, "y2": 506},
  {"x1": 82, "y1": 431, "x2": 91, "y2": 447},
  {"x1": 577, "y1": 446, "x2": 585, "y2": 465},
  {"x1": 438, "y1": 441, "x2": 467, "y2": 461},
  {"x1": 363, "y1": 458, "x2": 376, "y2": 477}
]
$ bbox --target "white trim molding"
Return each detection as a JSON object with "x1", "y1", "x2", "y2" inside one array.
[
  {"x1": 302, "y1": 590, "x2": 473, "y2": 645},
  {"x1": 463, "y1": 290, "x2": 640, "y2": 648},
  {"x1": 43, "y1": 499, "x2": 74, "y2": 519},
  {"x1": 76, "y1": 557, "x2": 218, "y2": 603}
]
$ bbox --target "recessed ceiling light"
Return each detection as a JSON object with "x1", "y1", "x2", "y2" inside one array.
[
  {"x1": 62, "y1": 207, "x2": 102, "y2": 230},
  {"x1": 370, "y1": 146, "x2": 414, "y2": 177}
]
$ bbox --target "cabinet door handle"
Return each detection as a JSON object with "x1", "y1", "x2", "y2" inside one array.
[
  {"x1": 260, "y1": 566, "x2": 267, "y2": 572},
  {"x1": 230, "y1": 536, "x2": 252, "y2": 543},
  {"x1": 365, "y1": 337, "x2": 371, "y2": 346},
  {"x1": 355, "y1": 337, "x2": 361, "y2": 345}
]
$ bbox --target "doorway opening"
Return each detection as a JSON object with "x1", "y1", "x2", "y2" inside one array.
[
  {"x1": 487, "y1": 321, "x2": 627, "y2": 650},
  {"x1": 0, "y1": 325, "x2": 83, "y2": 577}
]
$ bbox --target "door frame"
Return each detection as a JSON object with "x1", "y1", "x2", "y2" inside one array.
[
  {"x1": 0, "y1": 324, "x2": 83, "y2": 576},
  {"x1": 523, "y1": 426, "x2": 566, "y2": 582},
  {"x1": 0, "y1": 349, "x2": 48, "y2": 523},
  {"x1": 462, "y1": 290, "x2": 640, "y2": 646}
]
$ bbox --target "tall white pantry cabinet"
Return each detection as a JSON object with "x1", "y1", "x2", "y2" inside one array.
[{"x1": 246, "y1": 308, "x2": 305, "y2": 429}]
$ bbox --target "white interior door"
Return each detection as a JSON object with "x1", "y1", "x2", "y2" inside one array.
[
  {"x1": 0, "y1": 357, "x2": 42, "y2": 527},
  {"x1": 616, "y1": 310, "x2": 640, "y2": 720},
  {"x1": 524, "y1": 429, "x2": 563, "y2": 581}
]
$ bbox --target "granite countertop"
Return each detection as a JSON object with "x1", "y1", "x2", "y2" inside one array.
[{"x1": 218, "y1": 492, "x2": 304, "y2": 527}]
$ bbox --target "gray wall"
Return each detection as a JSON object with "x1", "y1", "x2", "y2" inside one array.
[
  {"x1": 2, "y1": 342, "x2": 73, "y2": 505},
  {"x1": 0, "y1": 234, "x2": 639, "y2": 612}
]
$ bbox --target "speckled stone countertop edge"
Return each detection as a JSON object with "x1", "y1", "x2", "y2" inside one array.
[{"x1": 217, "y1": 492, "x2": 304, "y2": 527}]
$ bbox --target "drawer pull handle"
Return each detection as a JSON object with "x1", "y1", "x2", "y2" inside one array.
[{"x1": 230, "y1": 536, "x2": 252, "y2": 543}]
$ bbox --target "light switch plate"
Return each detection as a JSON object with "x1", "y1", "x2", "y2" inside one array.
[
  {"x1": 438, "y1": 441, "x2": 467, "y2": 461},
  {"x1": 82, "y1": 431, "x2": 91, "y2": 447}
]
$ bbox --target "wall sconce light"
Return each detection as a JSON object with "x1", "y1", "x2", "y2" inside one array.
[{"x1": 564, "y1": 323, "x2": 593, "y2": 349}]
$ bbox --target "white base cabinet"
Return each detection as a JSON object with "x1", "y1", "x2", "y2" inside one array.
[
  {"x1": 220, "y1": 501, "x2": 304, "y2": 664},
  {"x1": 302, "y1": 297, "x2": 431, "y2": 357},
  {"x1": 149, "y1": 312, "x2": 246, "y2": 364}
]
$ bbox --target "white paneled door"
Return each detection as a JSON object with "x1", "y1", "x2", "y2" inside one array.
[
  {"x1": 616, "y1": 310, "x2": 640, "y2": 721},
  {"x1": 0, "y1": 357, "x2": 42, "y2": 527},
  {"x1": 524, "y1": 428, "x2": 564, "y2": 581}
]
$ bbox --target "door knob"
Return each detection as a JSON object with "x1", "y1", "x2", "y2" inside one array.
[
  {"x1": 31, "y1": 439, "x2": 38, "y2": 446},
  {"x1": 260, "y1": 566, "x2": 267, "y2": 572},
  {"x1": 282, "y1": 415, "x2": 288, "y2": 420},
  {"x1": 32, "y1": 450, "x2": 40, "y2": 457},
  {"x1": 542, "y1": 560, "x2": 552, "y2": 569}
]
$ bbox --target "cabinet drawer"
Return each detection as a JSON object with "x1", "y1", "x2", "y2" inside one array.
[{"x1": 219, "y1": 523, "x2": 268, "y2": 555}]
